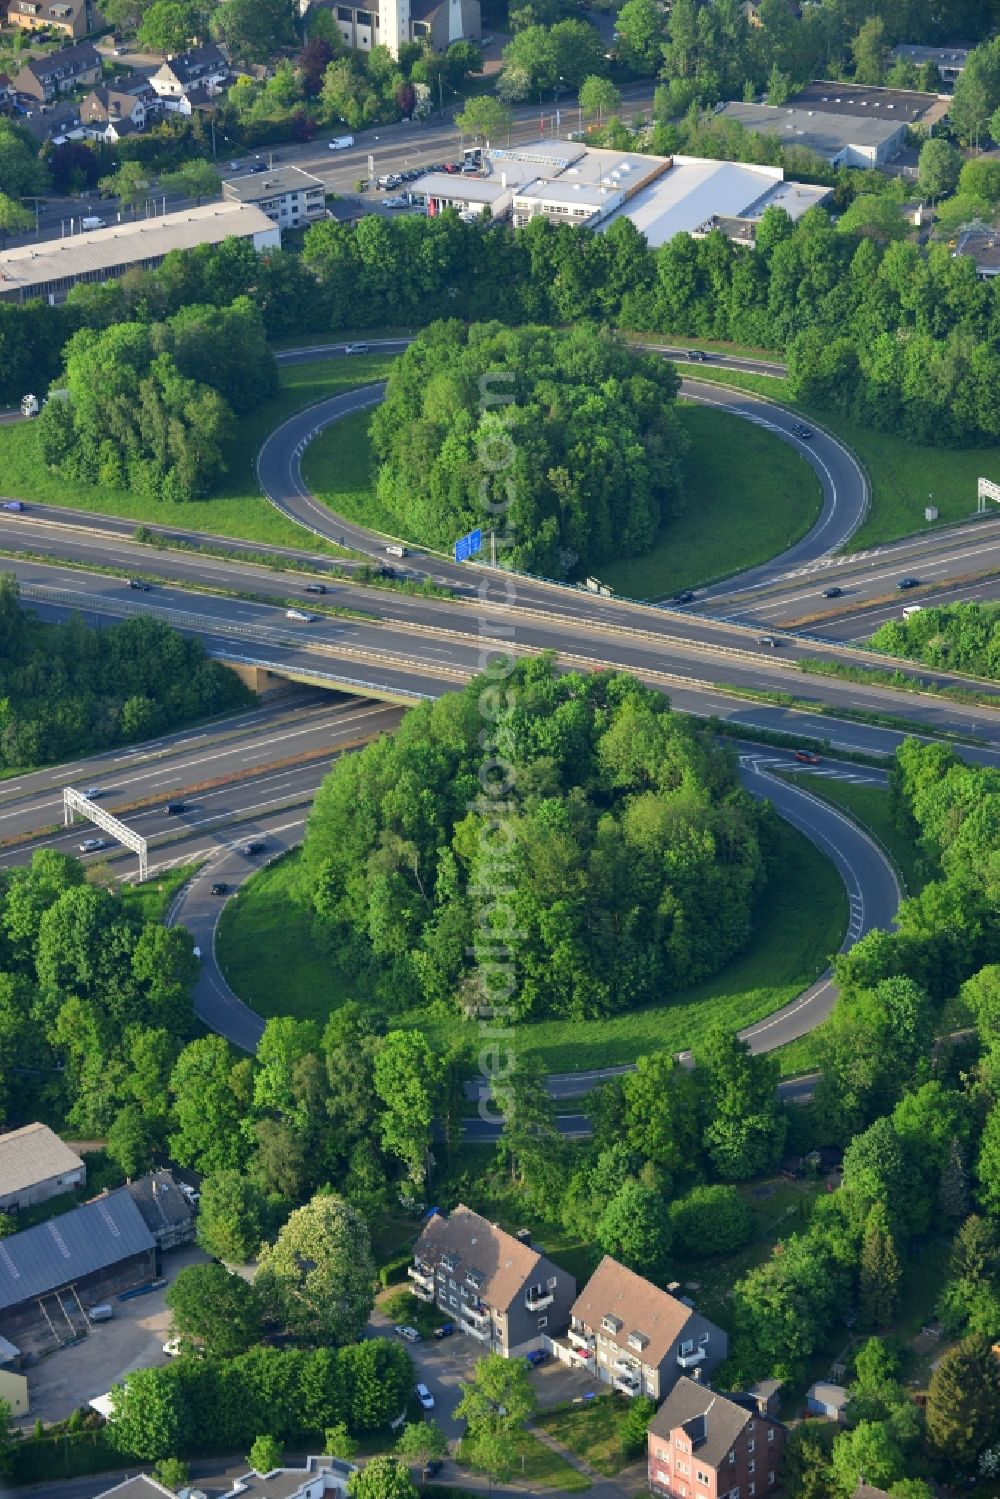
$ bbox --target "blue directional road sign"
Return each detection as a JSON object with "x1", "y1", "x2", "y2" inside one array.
[{"x1": 454, "y1": 528, "x2": 483, "y2": 563}]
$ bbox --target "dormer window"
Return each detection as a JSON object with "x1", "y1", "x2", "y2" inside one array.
[
  {"x1": 602, "y1": 1315, "x2": 623, "y2": 1336},
  {"x1": 441, "y1": 1251, "x2": 459, "y2": 1273},
  {"x1": 627, "y1": 1331, "x2": 649, "y2": 1353}
]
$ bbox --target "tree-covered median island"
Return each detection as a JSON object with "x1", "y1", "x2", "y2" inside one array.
[
  {"x1": 0, "y1": 574, "x2": 250, "y2": 771},
  {"x1": 368, "y1": 321, "x2": 686, "y2": 577},
  {"x1": 302, "y1": 657, "x2": 770, "y2": 1023},
  {"x1": 870, "y1": 601, "x2": 1000, "y2": 683}
]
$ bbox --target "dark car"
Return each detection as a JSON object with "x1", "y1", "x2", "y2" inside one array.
[
  {"x1": 376, "y1": 565, "x2": 397, "y2": 579},
  {"x1": 686, "y1": 349, "x2": 707, "y2": 361},
  {"x1": 524, "y1": 1349, "x2": 549, "y2": 1368},
  {"x1": 822, "y1": 586, "x2": 843, "y2": 599},
  {"x1": 165, "y1": 801, "x2": 187, "y2": 815},
  {"x1": 792, "y1": 422, "x2": 814, "y2": 439},
  {"x1": 241, "y1": 839, "x2": 265, "y2": 856},
  {"x1": 794, "y1": 750, "x2": 820, "y2": 765},
  {"x1": 304, "y1": 582, "x2": 327, "y2": 593},
  {"x1": 434, "y1": 1322, "x2": 454, "y2": 1340},
  {"x1": 248, "y1": 162, "x2": 267, "y2": 174},
  {"x1": 757, "y1": 635, "x2": 780, "y2": 648},
  {"x1": 674, "y1": 589, "x2": 695, "y2": 605},
  {"x1": 210, "y1": 882, "x2": 228, "y2": 896},
  {"x1": 423, "y1": 1461, "x2": 444, "y2": 1480},
  {"x1": 897, "y1": 577, "x2": 921, "y2": 590},
  {"x1": 128, "y1": 578, "x2": 151, "y2": 591}
]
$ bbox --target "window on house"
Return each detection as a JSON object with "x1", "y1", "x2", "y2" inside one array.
[
  {"x1": 749, "y1": 1460, "x2": 756, "y2": 1474},
  {"x1": 675, "y1": 1439, "x2": 688, "y2": 1452},
  {"x1": 767, "y1": 1429, "x2": 774, "y2": 1443},
  {"x1": 749, "y1": 1486, "x2": 755, "y2": 1498},
  {"x1": 537, "y1": 1317, "x2": 548, "y2": 1329},
  {"x1": 767, "y1": 1475, "x2": 775, "y2": 1488},
  {"x1": 656, "y1": 1449, "x2": 667, "y2": 1462},
  {"x1": 696, "y1": 1472, "x2": 709, "y2": 1485},
  {"x1": 547, "y1": 1276, "x2": 557, "y2": 1289},
  {"x1": 679, "y1": 1340, "x2": 694, "y2": 1355},
  {"x1": 728, "y1": 1451, "x2": 736, "y2": 1464},
  {"x1": 698, "y1": 1333, "x2": 710, "y2": 1346},
  {"x1": 748, "y1": 1441, "x2": 755, "y2": 1454}
]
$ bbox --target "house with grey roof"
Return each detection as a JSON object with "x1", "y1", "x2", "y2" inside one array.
[
  {"x1": 0, "y1": 1123, "x2": 85, "y2": 1213},
  {"x1": 554, "y1": 1256, "x2": 727, "y2": 1401},
  {"x1": 150, "y1": 43, "x2": 229, "y2": 100},
  {"x1": 13, "y1": 40, "x2": 101, "y2": 101},
  {"x1": 125, "y1": 1171, "x2": 195, "y2": 1251},
  {"x1": 410, "y1": 1205, "x2": 575, "y2": 1356},
  {"x1": 648, "y1": 1376, "x2": 786, "y2": 1498},
  {"x1": 96, "y1": 1458, "x2": 358, "y2": 1499},
  {"x1": 0, "y1": 1186, "x2": 155, "y2": 1346}
]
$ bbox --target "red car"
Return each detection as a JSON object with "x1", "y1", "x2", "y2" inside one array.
[
  {"x1": 443, "y1": 162, "x2": 461, "y2": 173},
  {"x1": 794, "y1": 750, "x2": 821, "y2": 765}
]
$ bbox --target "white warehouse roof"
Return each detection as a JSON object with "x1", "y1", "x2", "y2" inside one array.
[{"x1": 600, "y1": 156, "x2": 828, "y2": 246}]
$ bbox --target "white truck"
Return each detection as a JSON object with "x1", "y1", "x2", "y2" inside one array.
[{"x1": 20, "y1": 394, "x2": 39, "y2": 417}]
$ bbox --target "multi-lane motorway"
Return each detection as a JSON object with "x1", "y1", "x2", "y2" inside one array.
[{"x1": 2, "y1": 341, "x2": 999, "y2": 1118}]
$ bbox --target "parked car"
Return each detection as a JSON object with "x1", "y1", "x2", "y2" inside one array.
[
  {"x1": 794, "y1": 750, "x2": 821, "y2": 765},
  {"x1": 394, "y1": 1324, "x2": 422, "y2": 1342},
  {"x1": 345, "y1": 342, "x2": 369, "y2": 355},
  {"x1": 240, "y1": 840, "x2": 265, "y2": 856},
  {"x1": 248, "y1": 163, "x2": 267, "y2": 174},
  {"x1": 423, "y1": 1461, "x2": 443, "y2": 1480},
  {"x1": 443, "y1": 161, "x2": 461, "y2": 173},
  {"x1": 524, "y1": 1349, "x2": 549, "y2": 1368},
  {"x1": 210, "y1": 882, "x2": 228, "y2": 896},
  {"x1": 434, "y1": 1322, "x2": 454, "y2": 1340},
  {"x1": 79, "y1": 838, "x2": 108, "y2": 853},
  {"x1": 383, "y1": 195, "x2": 408, "y2": 208},
  {"x1": 127, "y1": 578, "x2": 150, "y2": 590},
  {"x1": 414, "y1": 1382, "x2": 435, "y2": 1410},
  {"x1": 822, "y1": 586, "x2": 843, "y2": 599},
  {"x1": 897, "y1": 577, "x2": 921, "y2": 590}
]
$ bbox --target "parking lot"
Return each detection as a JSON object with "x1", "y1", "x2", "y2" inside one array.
[{"x1": 22, "y1": 1243, "x2": 210, "y2": 1428}]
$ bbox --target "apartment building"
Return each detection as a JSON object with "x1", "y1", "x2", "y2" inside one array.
[
  {"x1": 410, "y1": 1206, "x2": 576, "y2": 1357},
  {"x1": 12, "y1": 40, "x2": 101, "y2": 100},
  {"x1": 555, "y1": 1257, "x2": 727, "y2": 1401},
  {"x1": 8, "y1": 0, "x2": 101, "y2": 38},
  {"x1": 647, "y1": 1377, "x2": 786, "y2": 1499},
  {"x1": 223, "y1": 165, "x2": 326, "y2": 229}
]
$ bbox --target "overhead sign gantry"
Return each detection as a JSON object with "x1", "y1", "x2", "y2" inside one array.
[{"x1": 63, "y1": 788, "x2": 148, "y2": 883}]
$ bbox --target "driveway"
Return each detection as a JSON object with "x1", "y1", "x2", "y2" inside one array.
[
  {"x1": 368, "y1": 1302, "x2": 476, "y2": 1442},
  {"x1": 22, "y1": 1244, "x2": 210, "y2": 1428}
]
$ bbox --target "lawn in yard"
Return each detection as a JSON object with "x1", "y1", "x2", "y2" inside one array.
[
  {"x1": 600, "y1": 404, "x2": 823, "y2": 600},
  {"x1": 215, "y1": 816, "x2": 847, "y2": 1074},
  {"x1": 534, "y1": 1396, "x2": 643, "y2": 1476},
  {"x1": 459, "y1": 1427, "x2": 591, "y2": 1492},
  {"x1": 0, "y1": 356, "x2": 395, "y2": 552},
  {"x1": 668, "y1": 364, "x2": 998, "y2": 549}
]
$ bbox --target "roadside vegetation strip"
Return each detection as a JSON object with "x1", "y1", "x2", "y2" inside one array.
[
  {"x1": 797, "y1": 655, "x2": 1000, "y2": 710},
  {"x1": 215, "y1": 817, "x2": 847, "y2": 1073},
  {"x1": 702, "y1": 717, "x2": 892, "y2": 768},
  {"x1": 713, "y1": 680, "x2": 990, "y2": 746},
  {"x1": 0, "y1": 355, "x2": 397, "y2": 553},
  {"x1": 779, "y1": 565, "x2": 1000, "y2": 630}
]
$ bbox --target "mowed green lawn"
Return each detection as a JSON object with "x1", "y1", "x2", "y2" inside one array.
[
  {"x1": 301, "y1": 400, "x2": 825, "y2": 599},
  {"x1": 673, "y1": 364, "x2": 998, "y2": 549},
  {"x1": 0, "y1": 356, "x2": 395, "y2": 552},
  {"x1": 216, "y1": 816, "x2": 848, "y2": 1074}
]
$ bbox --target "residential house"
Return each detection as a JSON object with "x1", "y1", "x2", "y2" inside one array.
[
  {"x1": 555, "y1": 1256, "x2": 727, "y2": 1401},
  {"x1": 312, "y1": 0, "x2": 479, "y2": 62},
  {"x1": 852, "y1": 1486, "x2": 892, "y2": 1499},
  {"x1": 125, "y1": 1170, "x2": 196, "y2": 1251},
  {"x1": 80, "y1": 83, "x2": 150, "y2": 139},
  {"x1": 0, "y1": 1123, "x2": 85, "y2": 1213},
  {"x1": 13, "y1": 41, "x2": 101, "y2": 101},
  {"x1": 21, "y1": 98, "x2": 82, "y2": 141},
  {"x1": 149, "y1": 43, "x2": 229, "y2": 101},
  {"x1": 0, "y1": 74, "x2": 15, "y2": 113},
  {"x1": 648, "y1": 1376, "x2": 787, "y2": 1499},
  {"x1": 954, "y1": 227, "x2": 1000, "y2": 279},
  {"x1": 8, "y1": 0, "x2": 103, "y2": 38},
  {"x1": 890, "y1": 42, "x2": 970, "y2": 83},
  {"x1": 223, "y1": 165, "x2": 326, "y2": 229},
  {"x1": 806, "y1": 1381, "x2": 848, "y2": 1421},
  {"x1": 410, "y1": 1205, "x2": 576, "y2": 1357},
  {"x1": 747, "y1": 1379, "x2": 782, "y2": 1418},
  {"x1": 158, "y1": 81, "x2": 219, "y2": 115},
  {"x1": 96, "y1": 1458, "x2": 358, "y2": 1499}
]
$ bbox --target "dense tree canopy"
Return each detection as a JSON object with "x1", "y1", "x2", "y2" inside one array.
[
  {"x1": 303, "y1": 659, "x2": 768, "y2": 1021},
  {"x1": 369, "y1": 321, "x2": 685, "y2": 576}
]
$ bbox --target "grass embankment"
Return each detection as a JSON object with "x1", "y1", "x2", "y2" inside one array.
[
  {"x1": 783, "y1": 772, "x2": 927, "y2": 897},
  {"x1": 301, "y1": 401, "x2": 825, "y2": 599},
  {"x1": 0, "y1": 356, "x2": 395, "y2": 552},
  {"x1": 216, "y1": 817, "x2": 847, "y2": 1073},
  {"x1": 675, "y1": 364, "x2": 998, "y2": 548}
]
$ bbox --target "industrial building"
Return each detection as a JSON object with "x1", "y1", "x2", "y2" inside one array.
[
  {"x1": 412, "y1": 139, "x2": 829, "y2": 246},
  {"x1": 223, "y1": 165, "x2": 327, "y2": 229},
  {"x1": 0, "y1": 202, "x2": 280, "y2": 305},
  {"x1": 719, "y1": 100, "x2": 908, "y2": 168},
  {"x1": 786, "y1": 80, "x2": 947, "y2": 130}
]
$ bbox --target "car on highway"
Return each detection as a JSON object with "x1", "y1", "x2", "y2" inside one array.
[
  {"x1": 434, "y1": 1322, "x2": 454, "y2": 1339},
  {"x1": 794, "y1": 750, "x2": 821, "y2": 765},
  {"x1": 79, "y1": 838, "x2": 109, "y2": 853},
  {"x1": 394, "y1": 1324, "x2": 421, "y2": 1342},
  {"x1": 674, "y1": 589, "x2": 696, "y2": 604},
  {"x1": 822, "y1": 586, "x2": 843, "y2": 599},
  {"x1": 285, "y1": 608, "x2": 315, "y2": 622},
  {"x1": 240, "y1": 840, "x2": 265, "y2": 856},
  {"x1": 386, "y1": 544, "x2": 407, "y2": 557},
  {"x1": 757, "y1": 635, "x2": 780, "y2": 647},
  {"x1": 83, "y1": 786, "x2": 103, "y2": 799},
  {"x1": 329, "y1": 135, "x2": 355, "y2": 150},
  {"x1": 165, "y1": 801, "x2": 187, "y2": 815},
  {"x1": 792, "y1": 423, "x2": 814, "y2": 439},
  {"x1": 414, "y1": 1382, "x2": 435, "y2": 1410},
  {"x1": 345, "y1": 342, "x2": 369, "y2": 355},
  {"x1": 686, "y1": 349, "x2": 708, "y2": 361},
  {"x1": 304, "y1": 582, "x2": 327, "y2": 593},
  {"x1": 127, "y1": 578, "x2": 151, "y2": 590},
  {"x1": 897, "y1": 577, "x2": 921, "y2": 590},
  {"x1": 210, "y1": 882, "x2": 229, "y2": 896}
]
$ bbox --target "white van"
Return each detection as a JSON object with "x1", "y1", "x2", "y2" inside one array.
[
  {"x1": 385, "y1": 544, "x2": 406, "y2": 558},
  {"x1": 81, "y1": 216, "x2": 105, "y2": 230},
  {"x1": 902, "y1": 605, "x2": 923, "y2": 619},
  {"x1": 328, "y1": 135, "x2": 355, "y2": 150}
]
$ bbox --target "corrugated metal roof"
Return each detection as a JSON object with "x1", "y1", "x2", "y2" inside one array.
[
  {"x1": 0, "y1": 1123, "x2": 83, "y2": 1199},
  {"x1": 0, "y1": 1189, "x2": 154, "y2": 1312}
]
